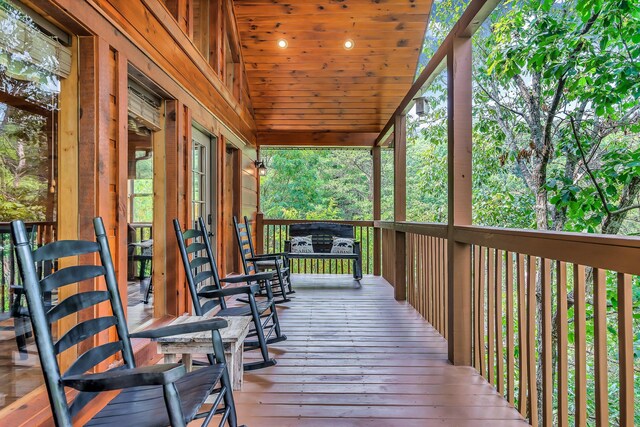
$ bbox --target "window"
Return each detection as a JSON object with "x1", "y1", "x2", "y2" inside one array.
[{"x1": 0, "y1": 0, "x2": 71, "y2": 408}]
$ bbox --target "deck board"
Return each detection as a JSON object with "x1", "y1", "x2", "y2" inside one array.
[{"x1": 235, "y1": 274, "x2": 526, "y2": 426}]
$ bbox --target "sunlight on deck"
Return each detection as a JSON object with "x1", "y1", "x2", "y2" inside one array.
[{"x1": 236, "y1": 275, "x2": 527, "y2": 426}]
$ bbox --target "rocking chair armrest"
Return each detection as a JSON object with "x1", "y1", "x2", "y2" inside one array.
[
  {"x1": 246, "y1": 255, "x2": 281, "y2": 262},
  {"x1": 129, "y1": 318, "x2": 229, "y2": 339},
  {"x1": 254, "y1": 252, "x2": 288, "y2": 259},
  {"x1": 220, "y1": 271, "x2": 274, "y2": 284},
  {"x1": 62, "y1": 364, "x2": 186, "y2": 391},
  {"x1": 198, "y1": 283, "x2": 261, "y2": 298}
]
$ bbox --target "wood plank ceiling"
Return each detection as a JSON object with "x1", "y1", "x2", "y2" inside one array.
[{"x1": 233, "y1": 0, "x2": 432, "y2": 147}]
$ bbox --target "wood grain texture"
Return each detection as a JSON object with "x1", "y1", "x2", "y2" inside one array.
[
  {"x1": 233, "y1": 0, "x2": 431, "y2": 139},
  {"x1": 235, "y1": 274, "x2": 526, "y2": 426}
]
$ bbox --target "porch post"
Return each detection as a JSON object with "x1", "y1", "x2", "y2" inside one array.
[
  {"x1": 372, "y1": 146, "x2": 381, "y2": 276},
  {"x1": 447, "y1": 36, "x2": 473, "y2": 365},
  {"x1": 393, "y1": 114, "x2": 407, "y2": 301},
  {"x1": 256, "y1": 212, "x2": 265, "y2": 254}
]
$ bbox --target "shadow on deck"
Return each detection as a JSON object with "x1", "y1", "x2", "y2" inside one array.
[{"x1": 237, "y1": 274, "x2": 527, "y2": 426}]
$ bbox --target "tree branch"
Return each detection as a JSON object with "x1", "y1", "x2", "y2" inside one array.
[{"x1": 570, "y1": 116, "x2": 611, "y2": 216}]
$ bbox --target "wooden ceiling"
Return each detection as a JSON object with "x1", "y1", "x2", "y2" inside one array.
[{"x1": 233, "y1": 0, "x2": 432, "y2": 146}]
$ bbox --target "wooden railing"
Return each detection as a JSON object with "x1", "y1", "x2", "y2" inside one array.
[
  {"x1": 378, "y1": 221, "x2": 639, "y2": 426},
  {"x1": 0, "y1": 221, "x2": 56, "y2": 315},
  {"x1": 257, "y1": 218, "x2": 376, "y2": 276},
  {"x1": 129, "y1": 222, "x2": 152, "y2": 242}
]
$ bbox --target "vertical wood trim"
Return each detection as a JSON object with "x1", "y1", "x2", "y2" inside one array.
[
  {"x1": 116, "y1": 51, "x2": 129, "y2": 312},
  {"x1": 447, "y1": 36, "x2": 472, "y2": 366},
  {"x1": 209, "y1": 0, "x2": 222, "y2": 73},
  {"x1": 617, "y1": 273, "x2": 634, "y2": 426},
  {"x1": 541, "y1": 258, "x2": 553, "y2": 427},
  {"x1": 593, "y1": 268, "x2": 609, "y2": 427},
  {"x1": 57, "y1": 36, "x2": 79, "y2": 372},
  {"x1": 153, "y1": 102, "x2": 168, "y2": 318},
  {"x1": 77, "y1": 36, "x2": 112, "y2": 357},
  {"x1": 373, "y1": 146, "x2": 381, "y2": 276},
  {"x1": 573, "y1": 264, "x2": 586, "y2": 427},
  {"x1": 557, "y1": 261, "x2": 568, "y2": 427},
  {"x1": 164, "y1": 100, "x2": 179, "y2": 318}
]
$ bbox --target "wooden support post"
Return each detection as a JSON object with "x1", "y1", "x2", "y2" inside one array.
[
  {"x1": 256, "y1": 212, "x2": 265, "y2": 254},
  {"x1": 56, "y1": 36, "x2": 79, "y2": 373},
  {"x1": 373, "y1": 146, "x2": 381, "y2": 276},
  {"x1": 447, "y1": 36, "x2": 473, "y2": 366},
  {"x1": 394, "y1": 114, "x2": 407, "y2": 301}
]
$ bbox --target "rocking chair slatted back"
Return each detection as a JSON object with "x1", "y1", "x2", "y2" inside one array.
[
  {"x1": 10, "y1": 218, "x2": 135, "y2": 425},
  {"x1": 233, "y1": 218, "x2": 256, "y2": 276},
  {"x1": 174, "y1": 217, "x2": 225, "y2": 316}
]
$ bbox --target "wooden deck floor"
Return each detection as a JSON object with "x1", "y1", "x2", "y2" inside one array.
[{"x1": 236, "y1": 274, "x2": 527, "y2": 426}]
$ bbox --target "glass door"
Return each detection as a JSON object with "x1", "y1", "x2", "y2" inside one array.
[{"x1": 192, "y1": 126, "x2": 216, "y2": 249}]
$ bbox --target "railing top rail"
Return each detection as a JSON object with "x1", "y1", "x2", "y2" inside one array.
[
  {"x1": 375, "y1": 220, "x2": 640, "y2": 275},
  {"x1": 263, "y1": 219, "x2": 375, "y2": 227},
  {"x1": 375, "y1": 221, "x2": 448, "y2": 237},
  {"x1": 0, "y1": 221, "x2": 56, "y2": 227}
]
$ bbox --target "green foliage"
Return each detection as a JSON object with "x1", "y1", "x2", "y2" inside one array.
[
  {"x1": 260, "y1": 149, "x2": 372, "y2": 221},
  {"x1": 0, "y1": 104, "x2": 51, "y2": 222}
]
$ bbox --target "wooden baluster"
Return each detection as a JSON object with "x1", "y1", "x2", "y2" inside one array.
[
  {"x1": 427, "y1": 236, "x2": 432, "y2": 325},
  {"x1": 495, "y1": 249, "x2": 504, "y2": 395},
  {"x1": 443, "y1": 238, "x2": 448, "y2": 340},
  {"x1": 527, "y1": 255, "x2": 538, "y2": 426},
  {"x1": 478, "y1": 246, "x2": 486, "y2": 377},
  {"x1": 574, "y1": 264, "x2": 586, "y2": 427},
  {"x1": 506, "y1": 251, "x2": 515, "y2": 405},
  {"x1": 618, "y1": 273, "x2": 634, "y2": 426},
  {"x1": 557, "y1": 261, "x2": 568, "y2": 427},
  {"x1": 438, "y1": 238, "x2": 443, "y2": 334},
  {"x1": 422, "y1": 235, "x2": 427, "y2": 318},
  {"x1": 541, "y1": 258, "x2": 553, "y2": 427},
  {"x1": 487, "y1": 248, "x2": 495, "y2": 385},
  {"x1": 593, "y1": 269, "x2": 609, "y2": 426},
  {"x1": 473, "y1": 245, "x2": 480, "y2": 371},
  {"x1": 517, "y1": 253, "x2": 528, "y2": 417}
]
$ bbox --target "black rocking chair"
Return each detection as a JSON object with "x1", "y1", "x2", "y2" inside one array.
[
  {"x1": 174, "y1": 217, "x2": 287, "y2": 371},
  {"x1": 11, "y1": 217, "x2": 241, "y2": 427},
  {"x1": 233, "y1": 216, "x2": 292, "y2": 303}
]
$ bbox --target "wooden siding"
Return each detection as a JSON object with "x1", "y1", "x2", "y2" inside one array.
[{"x1": 237, "y1": 274, "x2": 527, "y2": 426}]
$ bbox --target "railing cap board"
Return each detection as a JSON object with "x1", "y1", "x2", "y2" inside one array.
[
  {"x1": 263, "y1": 219, "x2": 374, "y2": 227},
  {"x1": 374, "y1": 221, "x2": 640, "y2": 276}
]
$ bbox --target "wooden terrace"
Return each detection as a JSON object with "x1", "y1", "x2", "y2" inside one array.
[{"x1": 236, "y1": 275, "x2": 526, "y2": 426}]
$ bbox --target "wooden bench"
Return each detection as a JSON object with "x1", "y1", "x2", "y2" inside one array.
[{"x1": 284, "y1": 222, "x2": 363, "y2": 280}]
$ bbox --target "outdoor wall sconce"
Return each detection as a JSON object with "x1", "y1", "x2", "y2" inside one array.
[
  {"x1": 414, "y1": 96, "x2": 427, "y2": 117},
  {"x1": 255, "y1": 160, "x2": 267, "y2": 176}
]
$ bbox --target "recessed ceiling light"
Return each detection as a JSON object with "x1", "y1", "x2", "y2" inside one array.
[
  {"x1": 277, "y1": 39, "x2": 288, "y2": 48},
  {"x1": 344, "y1": 39, "x2": 354, "y2": 50}
]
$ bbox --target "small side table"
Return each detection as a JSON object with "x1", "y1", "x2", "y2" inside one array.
[{"x1": 155, "y1": 315, "x2": 251, "y2": 391}]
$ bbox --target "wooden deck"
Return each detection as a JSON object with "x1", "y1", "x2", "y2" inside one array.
[{"x1": 236, "y1": 274, "x2": 527, "y2": 426}]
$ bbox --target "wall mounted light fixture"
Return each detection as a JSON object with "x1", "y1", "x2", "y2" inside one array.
[
  {"x1": 414, "y1": 97, "x2": 427, "y2": 117},
  {"x1": 255, "y1": 160, "x2": 267, "y2": 176}
]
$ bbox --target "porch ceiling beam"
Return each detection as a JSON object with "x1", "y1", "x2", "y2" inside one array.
[
  {"x1": 257, "y1": 131, "x2": 378, "y2": 147},
  {"x1": 375, "y1": 0, "x2": 501, "y2": 146}
]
